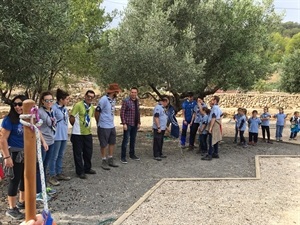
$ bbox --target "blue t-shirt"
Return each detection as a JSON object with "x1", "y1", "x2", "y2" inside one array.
[
  {"x1": 238, "y1": 115, "x2": 247, "y2": 131},
  {"x1": 153, "y1": 104, "x2": 168, "y2": 130},
  {"x1": 1, "y1": 116, "x2": 24, "y2": 148},
  {"x1": 248, "y1": 117, "x2": 261, "y2": 133},
  {"x1": 234, "y1": 113, "x2": 242, "y2": 127},
  {"x1": 208, "y1": 104, "x2": 222, "y2": 123},
  {"x1": 96, "y1": 95, "x2": 116, "y2": 129},
  {"x1": 199, "y1": 114, "x2": 209, "y2": 134},
  {"x1": 53, "y1": 103, "x2": 69, "y2": 141},
  {"x1": 260, "y1": 112, "x2": 271, "y2": 126},
  {"x1": 274, "y1": 113, "x2": 287, "y2": 126},
  {"x1": 182, "y1": 100, "x2": 197, "y2": 122}
]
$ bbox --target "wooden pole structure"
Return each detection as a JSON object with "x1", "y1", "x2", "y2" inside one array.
[{"x1": 23, "y1": 99, "x2": 36, "y2": 222}]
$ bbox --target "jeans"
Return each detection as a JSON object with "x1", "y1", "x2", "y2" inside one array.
[
  {"x1": 239, "y1": 130, "x2": 246, "y2": 144},
  {"x1": 180, "y1": 121, "x2": 192, "y2": 146},
  {"x1": 208, "y1": 133, "x2": 218, "y2": 156},
  {"x1": 249, "y1": 132, "x2": 258, "y2": 143},
  {"x1": 37, "y1": 144, "x2": 54, "y2": 193},
  {"x1": 121, "y1": 125, "x2": 138, "y2": 159},
  {"x1": 153, "y1": 129, "x2": 165, "y2": 157},
  {"x1": 189, "y1": 123, "x2": 199, "y2": 146},
  {"x1": 49, "y1": 140, "x2": 67, "y2": 176},
  {"x1": 234, "y1": 126, "x2": 238, "y2": 142},
  {"x1": 261, "y1": 126, "x2": 270, "y2": 140},
  {"x1": 275, "y1": 125, "x2": 284, "y2": 139},
  {"x1": 199, "y1": 133, "x2": 208, "y2": 153}
]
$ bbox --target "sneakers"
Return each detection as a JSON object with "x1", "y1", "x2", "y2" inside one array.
[
  {"x1": 48, "y1": 176, "x2": 60, "y2": 186},
  {"x1": 46, "y1": 187, "x2": 57, "y2": 195},
  {"x1": 160, "y1": 154, "x2": 167, "y2": 158},
  {"x1": 16, "y1": 201, "x2": 25, "y2": 209},
  {"x1": 120, "y1": 158, "x2": 128, "y2": 164},
  {"x1": 212, "y1": 154, "x2": 219, "y2": 159},
  {"x1": 101, "y1": 159, "x2": 110, "y2": 170},
  {"x1": 56, "y1": 173, "x2": 71, "y2": 181},
  {"x1": 85, "y1": 169, "x2": 96, "y2": 174},
  {"x1": 6, "y1": 207, "x2": 24, "y2": 220},
  {"x1": 201, "y1": 155, "x2": 212, "y2": 161},
  {"x1": 78, "y1": 173, "x2": 87, "y2": 179},
  {"x1": 36, "y1": 193, "x2": 52, "y2": 202},
  {"x1": 130, "y1": 155, "x2": 140, "y2": 161},
  {"x1": 267, "y1": 140, "x2": 273, "y2": 144},
  {"x1": 154, "y1": 157, "x2": 162, "y2": 161},
  {"x1": 108, "y1": 157, "x2": 119, "y2": 167}
]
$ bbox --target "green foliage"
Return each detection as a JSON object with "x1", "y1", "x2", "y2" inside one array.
[
  {"x1": 279, "y1": 21, "x2": 300, "y2": 37},
  {"x1": 267, "y1": 32, "x2": 290, "y2": 63},
  {"x1": 98, "y1": 0, "x2": 280, "y2": 110},
  {"x1": 285, "y1": 32, "x2": 300, "y2": 54},
  {"x1": 280, "y1": 49, "x2": 300, "y2": 93}
]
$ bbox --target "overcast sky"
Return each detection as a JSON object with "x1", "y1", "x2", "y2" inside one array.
[{"x1": 102, "y1": 0, "x2": 300, "y2": 28}]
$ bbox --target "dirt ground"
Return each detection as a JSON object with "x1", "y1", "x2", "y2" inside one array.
[{"x1": 0, "y1": 117, "x2": 299, "y2": 225}]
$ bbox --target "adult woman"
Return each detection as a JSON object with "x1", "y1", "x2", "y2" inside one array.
[
  {"x1": 0, "y1": 95, "x2": 27, "y2": 219},
  {"x1": 50, "y1": 88, "x2": 71, "y2": 182},
  {"x1": 37, "y1": 91, "x2": 57, "y2": 196}
]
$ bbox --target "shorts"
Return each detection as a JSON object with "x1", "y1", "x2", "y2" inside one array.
[{"x1": 97, "y1": 127, "x2": 116, "y2": 148}]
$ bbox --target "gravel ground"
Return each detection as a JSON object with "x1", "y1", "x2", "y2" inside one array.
[
  {"x1": 0, "y1": 117, "x2": 299, "y2": 225},
  {"x1": 121, "y1": 157, "x2": 300, "y2": 225}
]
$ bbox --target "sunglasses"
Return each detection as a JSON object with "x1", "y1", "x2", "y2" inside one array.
[
  {"x1": 13, "y1": 102, "x2": 23, "y2": 107},
  {"x1": 44, "y1": 99, "x2": 54, "y2": 103},
  {"x1": 86, "y1": 95, "x2": 95, "y2": 100}
]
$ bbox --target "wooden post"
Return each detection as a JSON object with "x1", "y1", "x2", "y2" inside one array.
[{"x1": 23, "y1": 99, "x2": 36, "y2": 222}]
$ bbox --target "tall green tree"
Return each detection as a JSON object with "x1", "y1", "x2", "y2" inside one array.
[
  {"x1": 280, "y1": 49, "x2": 300, "y2": 93},
  {"x1": 0, "y1": 0, "x2": 112, "y2": 103},
  {"x1": 98, "y1": 0, "x2": 281, "y2": 110}
]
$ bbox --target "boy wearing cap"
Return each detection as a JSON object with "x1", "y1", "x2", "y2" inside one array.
[
  {"x1": 95, "y1": 83, "x2": 121, "y2": 170},
  {"x1": 152, "y1": 97, "x2": 169, "y2": 161}
]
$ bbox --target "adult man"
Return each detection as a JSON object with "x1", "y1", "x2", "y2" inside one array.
[
  {"x1": 153, "y1": 96, "x2": 169, "y2": 161},
  {"x1": 95, "y1": 83, "x2": 121, "y2": 170},
  {"x1": 69, "y1": 90, "x2": 96, "y2": 179},
  {"x1": 201, "y1": 95, "x2": 222, "y2": 161},
  {"x1": 120, "y1": 87, "x2": 141, "y2": 164},
  {"x1": 180, "y1": 92, "x2": 197, "y2": 148}
]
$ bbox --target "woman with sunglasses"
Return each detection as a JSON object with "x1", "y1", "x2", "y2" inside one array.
[
  {"x1": 36, "y1": 91, "x2": 57, "y2": 200},
  {"x1": 0, "y1": 95, "x2": 28, "y2": 220}
]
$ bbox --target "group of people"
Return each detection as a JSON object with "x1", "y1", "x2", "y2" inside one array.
[{"x1": 233, "y1": 107, "x2": 300, "y2": 147}]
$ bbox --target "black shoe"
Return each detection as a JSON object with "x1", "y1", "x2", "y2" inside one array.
[
  {"x1": 6, "y1": 207, "x2": 24, "y2": 220},
  {"x1": 130, "y1": 155, "x2": 140, "y2": 161},
  {"x1": 201, "y1": 155, "x2": 212, "y2": 161},
  {"x1": 212, "y1": 154, "x2": 219, "y2": 159},
  {"x1": 120, "y1": 158, "x2": 128, "y2": 164},
  {"x1": 16, "y1": 201, "x2": 25, "y2": 210},
  {"x1": 160, "y1": 155, "x2": 167, "y2": 158},
  {"x1": 78, "y1": 173, "x2": 87, "y2": 179},
  {"x1": 267, "y1": 140, "x2": 273, "y2": 144},
  {"x1": 154, "y1": 157, "x2": 162, "y2": 161},
  {"x1": 85, "y1": 169, "x2": 96, "y2": 174}
]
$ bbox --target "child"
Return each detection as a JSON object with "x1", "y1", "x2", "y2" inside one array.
[
  {"x1": 198, "y1": 108, "x2": 210, "y2": 156},
  {"x1": 260, "y1": 107, "x2": 272, "y2": 143},
  {"x1": 273, "y1": 107, "x2": 287, "y2": 142},
  {"x1": 233, "y1": 108, "x2": 242, "y2": 143},
  {"x1": 289, "y1": 111, "x2": 300, "y2": 140},
  {"x1": 237, "y1": 108, "x2": 247, "y2": 147},
  {"x1": 248, "y1": 110, "x2": 261, "y2": 145}
]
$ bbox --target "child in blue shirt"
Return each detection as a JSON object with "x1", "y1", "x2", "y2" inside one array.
[
  {"x1": 237, "y1": 108, "x2": 247, "y2": 147},
  {"x1": 198, "y1": 108, "x2": 210, "y2": 156},
  {"x1": 248, "y1": 110, "x2": 261, "y2": 145},
  {"x1": 273, "y1": 107, "x2": 287, "y2": 142},
  {"x1": 289, "y1": 111, "x2": 299, "y2": 140},
  {"x1": 233, "y1": 108, "x2": 242, "y2": 143},
  {"x1": 260, "y1": 107, "x2": 272, "y2": 144}
]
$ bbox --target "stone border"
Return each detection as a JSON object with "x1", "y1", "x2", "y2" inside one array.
[{"x1": 113, "y1": 155, "x2": 300, "y2": 225}]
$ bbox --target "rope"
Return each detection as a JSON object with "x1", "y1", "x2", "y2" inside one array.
[{"x1": 20, "y1": 106, "x2": 49, "y2": 213}]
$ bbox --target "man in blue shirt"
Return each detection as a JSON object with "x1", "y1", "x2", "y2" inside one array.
[
  {"x1": 180, "y1": 92, "x2": 197, "y2": 148},
  {"x1": 95, "y1": 83, "x2": 121, "y2": 170},
  {"x1": 152, "y1": 96, "x2": 169, "y2": 161}
]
